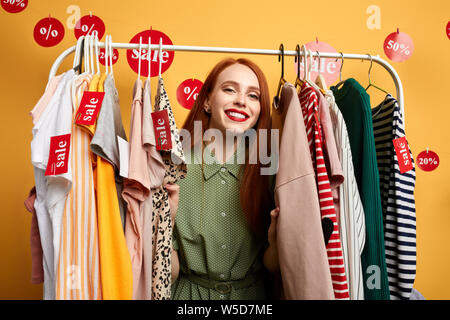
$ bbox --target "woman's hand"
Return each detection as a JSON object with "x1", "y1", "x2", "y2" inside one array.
[
  {"x1": 165, "y1": 183, "x2": 180, "y2": 226},
  {"x1": 166, "y1": 182, "x2": 181, "y2": 281},
  {"x1": 264, "y1": 207, "x2": 280, "y2": 272},
  {"x1": 267, "y1": 207, "x2": 280, "y2": 246}
]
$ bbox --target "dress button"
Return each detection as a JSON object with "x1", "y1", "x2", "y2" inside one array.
[
  {"x1": 221, "y1": 167, "x2": 226, "y2": 173},
  {"x1": 220, "y1": 294, "x2": 225, "y2": 299},
  {"x1": 221, "y1": 244, "x2": 227, "y2": 249},
  {"x1": 221, "y1": 212, "x2": 226, "y2": 217},
  {"x1": 220, "y1": 274, "x2": 225, "y2": 279},
  {"x1": 221, "y1": 180, "x2": 226, "y2": 184}
]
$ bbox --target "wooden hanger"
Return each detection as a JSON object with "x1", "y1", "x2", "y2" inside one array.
[{"x1": 314, "y1": 50, "x2": 328, "y2": 93}]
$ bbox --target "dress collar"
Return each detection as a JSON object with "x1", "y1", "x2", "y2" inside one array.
[{"x1": 201, "y1": 142, "x2": 243, "y2": 181}]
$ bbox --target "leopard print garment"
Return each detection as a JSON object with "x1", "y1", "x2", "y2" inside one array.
[{"x1": 151, "y1": 76, "x2": 187, "y2": 300}]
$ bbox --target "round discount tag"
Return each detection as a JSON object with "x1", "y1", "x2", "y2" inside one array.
[
  {"x1": 295, "y1": 41, "x2": 341, "y2": 86},
  {"x1": 33, "y1": 17, "x2": 65, "y2": 47},
  {"x1": 99, "y1": 48, "x2": 119, "y2": 66},
  {"x1": 176, "y1": 79, "x2": 203, "y2": 110},
  {"x1": 1, "y1": 0, "x2": 28, "y2": 13},
  {"x1": 416, "y1": 150, "x2": 439, "y2": 172},
  {"x1": 74, "y1": 15, "x2": 105, "y2": 40},
  {"x1": 383, "y1": 30, "x2": 414, "y2": 62},
  {"x1": 446, "y1": 21, "x2": 450, "y2": 39},
  {"x1": 127, "y1": 30, "x2": 174, "y2": 77}
]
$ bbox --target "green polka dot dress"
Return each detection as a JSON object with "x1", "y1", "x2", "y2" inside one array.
[{"x1": 171, "y1": 142, "x2": 269, "y2": 300}]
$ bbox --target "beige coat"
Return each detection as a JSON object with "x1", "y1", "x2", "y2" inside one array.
[{"x1": 272, "y1": 82, "x2": 334, "y2": 300}]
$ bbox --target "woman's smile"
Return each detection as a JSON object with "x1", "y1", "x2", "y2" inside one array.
[{"x1": 224, "y1": 108, "x2": 250, "y2": 122}]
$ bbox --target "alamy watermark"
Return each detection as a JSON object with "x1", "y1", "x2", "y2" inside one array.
[
  {"x1": 171, "y1": 120, "x2": 280, "y2": 176},
  {"x1": 366, "y1": 265, "x2": 381, "y2": 290}
]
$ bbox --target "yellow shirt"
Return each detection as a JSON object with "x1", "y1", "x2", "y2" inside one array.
[{"x1": 94, "y1": 73, "x2": 133, "y2": 300}]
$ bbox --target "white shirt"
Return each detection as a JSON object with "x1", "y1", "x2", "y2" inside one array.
[
  {"x1": 326, "y1": 90, "x2": 366, "y2": 300},
  {"x1": 31, "y1": 69, "x2": 75, "y2": 299}
]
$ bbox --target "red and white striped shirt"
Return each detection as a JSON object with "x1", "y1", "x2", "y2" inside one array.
[{"x1": 299, "y1": 83, "x2": 350, "y2": 299}]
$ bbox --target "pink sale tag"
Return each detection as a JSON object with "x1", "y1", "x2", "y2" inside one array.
[
  {"x1": 177, "y1": 79, "x2": 203, "y2": 110},
  {"x1": 99, "y1": 48, "x2": 119, "y2": 66},
  {"x1": 126, "y1": 29, "x2": 174, "y2": 77},
  {"x1": 295, "y1": 40, "x2": 341, "y2": 86},
  {"x1": 74, "y1": 14, "x2": 105, "y2": 40},
  {"x1": 33, "y1": 17, "x2": 65, "y2": 47},
  {"x1": 416, "y1": 150, "x2": 439, "y2": 172},
  {"x1": 1, "y1": 0, "x2": 27, "y2": 13},
  {"x1": 384, "y1": 30, "x2": 414, "y2": 62}
]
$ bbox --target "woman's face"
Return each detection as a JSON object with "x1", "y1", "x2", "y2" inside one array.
[{"x1": 205, "y1": 63, "x2": 261, "y2": 135}]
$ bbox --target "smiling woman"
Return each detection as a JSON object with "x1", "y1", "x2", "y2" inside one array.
[
  {"x1": 206, "y1": 66, "x2": 262, "y2": 136},
  {"x1": 169, "y1": 58, "x2": 279, "y2": 300}
]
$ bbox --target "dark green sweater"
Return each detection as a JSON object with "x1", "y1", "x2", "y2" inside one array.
[{"x1": 331, "y1": 78, "x2": 390, "y2": 300}]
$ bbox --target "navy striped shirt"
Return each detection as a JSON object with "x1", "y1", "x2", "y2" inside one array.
[{"x1": 372, "y1": 95, "x2": 416, "y2": 300}]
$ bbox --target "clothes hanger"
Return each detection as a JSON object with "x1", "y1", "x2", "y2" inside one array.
[
  {"x1": 365, "y1": 54, "x2": 388, "y2": 95},
  {"x1": 307, "y1": 48, "x2": 313, "y2": 83},
  {"x1": 84, "y1": 35, "x2": 90, "y2": 74},
  {"x1": 94, "y1": 35, "x2": 100, "y2": 75},
  {"x1": 72, "y1": 35, "x2": 84, "y2": 73},
  {"x1": 104, "y1": 35, "x2": 109, "y2": 75},
  {"x1": 137, "y1": 36, "x2": 143, "y2": 80},
  {"x1": 72, "y1": 37, "x2": 80, "y2": 69},
  {"x1": 314, "y1": 50, "x2": 328, "y2": 92},
  {"x1": 147, "y1": 27, "x2": 152, "y2": 81},
  {"x1": 301, "y1": 45, "x2": 317, "y2": 88},
  {"x1": 307, "y1": 48, "x2": 326, "y2": 95},
  {"x1": 365, "y1": 54, "x2": 389, "y2": 119},
  {"x1": 294, "y1": 44, "x2": 305, "y2": 91},
  {"x1": 147, "y1": 35, "x2": 152, "y2": 81},
  {"x1": 89, "y1": 35, "x2": 95, "y2": 75},
  {"x1": 273, "y1": 43, "x2": 286, "y2": 108},
  {"x1": 333, "y1": 52, "x2": 345, "y2": 89},
  {"x1": 158, "y1": 37, "x2": 163, "y2": 79},
  {"x1": 109, "y1": 35, "x2": 114, "y2": 77}
]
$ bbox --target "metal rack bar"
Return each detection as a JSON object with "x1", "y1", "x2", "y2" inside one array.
[{"x1": 48, "y1": 42, "x2": 404, "y2": 117}]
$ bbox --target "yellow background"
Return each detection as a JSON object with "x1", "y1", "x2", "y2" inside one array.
[{"x1": 0, "y1": 0, "x2": 448, "y2": 299}]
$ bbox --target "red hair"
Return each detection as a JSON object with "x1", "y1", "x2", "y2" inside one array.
[{"x1": 181, "y1": 58, "x2": 273, "y2": 239}]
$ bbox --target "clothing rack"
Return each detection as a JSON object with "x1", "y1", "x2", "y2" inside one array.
[{"x1": 48, "y1": 42, "x2": 405, "y2": 117}]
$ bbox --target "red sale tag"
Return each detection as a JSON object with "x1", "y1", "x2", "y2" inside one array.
[
  {"x1": 74, "y1": 91, "x2": 105, "y2": 125},
  {"x1": 45, "y1": 134, "x2": 71, "y2": 176},
  {"x1": 99, "y1": 48, "x2": 119, "y2": 66},
  {"x1": 1, "y1": 0, "x2": 28, "y2": 13},
  {"x1": 176, "y1": 79, "x2": 203, "y2": 110},
  {"x1": 74, "y1": 14, "x2": 105, "y2": 40},
  {"x1": 126, "y1": 29, "x2": 174, "y2": 77},
  {"x1": 151, "y1": 110, "x2": 172, "y2": 151},
  {"x1": 447, "y1": 21, "x2": 450, "y2": 40},
  {"x1": 416, "y1": 150, "x2": 439, "y2": 172},
  {"x1": 384, "y1": 29, "x2": 414, "y2": 62},
  {"x1": 393, "y1": 137, "x2": 413, "y2": 173},
  {"x1": 33, "y1": 16, "x2": 65, "y2": 47}
]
